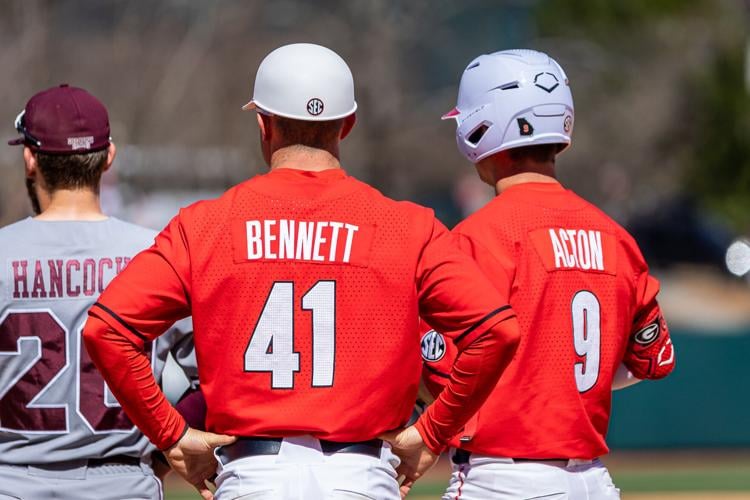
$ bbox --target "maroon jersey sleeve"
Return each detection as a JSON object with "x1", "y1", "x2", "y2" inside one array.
[
  {"x1": 413, "y1": 218, "x2": 520, "y2": 453},
  {"x1": 83, "y1": 214, "x2": 192, "y2": 450}
]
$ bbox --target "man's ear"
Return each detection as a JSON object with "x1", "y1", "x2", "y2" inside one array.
[
  {"x1": 103, "y1": 143, "x2": 117, "y2": 173},
  {"x1": 23, "y1": 146, "x2": 37, "y2": 179},
  {"x1": 340, "y1": 113, "x2": 356, "y2": 140},
  {"x1": 256, "y1": 113, "x2": 272, "y2": 142}
]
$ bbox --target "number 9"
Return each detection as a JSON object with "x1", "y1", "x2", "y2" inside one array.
[{"x1": 572, "y1": 290, "x2": 601, "y2": 393}]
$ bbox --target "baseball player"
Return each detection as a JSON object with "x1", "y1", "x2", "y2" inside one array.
[
  {"x1": 0, "y1": 84, "x2": 196, "y2": 500},
  {"x1": 421, "y1": 49, "x2": 677, "y2": 499},
  {"x1": 82, "y1": 43, "x2": 522, "y2": 500}
]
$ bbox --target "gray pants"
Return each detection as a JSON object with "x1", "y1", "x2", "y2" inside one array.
[{"x1": 0, "y1": 461, "x2": 162, "y2": 500}]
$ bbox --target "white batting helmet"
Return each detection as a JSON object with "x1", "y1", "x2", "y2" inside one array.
[
  {"x1": 443, "y1": 49, "x2": 574, "y2": 163},
  {"x1": 242, "y1": 43, "x2": 357, "y2": 121}
]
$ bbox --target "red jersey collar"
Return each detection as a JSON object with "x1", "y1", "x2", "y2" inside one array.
[
  {"x1": 247, "y1": 166, "x2": 355, "y2": 201},
  {"x1": 266, "y1": 167, "x2": 348, "y2": 183},
  {"x1": 501, "y1": 181, "x2": 565, "y2": 194}
]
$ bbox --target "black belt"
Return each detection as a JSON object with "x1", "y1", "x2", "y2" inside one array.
[
  {"x1": 452, "y1": 449, "x2": 572, "y2": 465},
  {"x1": 88, "y1": 455, "x2": 141, "y2": 467},
  {"x1": 217, "y1": 437, "x2": 383, "y2": 465}
]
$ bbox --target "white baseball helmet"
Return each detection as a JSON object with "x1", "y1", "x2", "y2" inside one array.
[
  {"x1": 443, "y1": 49, "x2": 574, "y2": 163},
  {"x1": 242, "y1": 43, "x2": 357, "y2": 121}
]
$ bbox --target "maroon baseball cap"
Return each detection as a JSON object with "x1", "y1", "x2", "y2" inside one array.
[{"x1": 8, "y1": 84, "x2": 110, "y2": 154}]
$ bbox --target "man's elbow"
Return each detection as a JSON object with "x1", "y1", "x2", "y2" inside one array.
[
  {"x1": 82, "y1": 315, "x2": 108, "y2": 350},
  {"x1": 649, "y1": 354, "x2": 676, "y2": 380},
  {"x1": 493, "y1": 315, "x2": 521, "y2": 355}
]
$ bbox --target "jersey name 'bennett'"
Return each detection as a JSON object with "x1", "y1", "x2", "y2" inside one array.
[
  {"x1": 245, "y1": 219, "x2": 360, "y2": 263},
  {"x1": 10, "y1": 257, "x2": 131, "y2": 299}
]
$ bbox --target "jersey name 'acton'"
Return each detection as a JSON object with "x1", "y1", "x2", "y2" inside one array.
[{"x1": 548, "y1": 228, "x2": 604, "y2": 271}]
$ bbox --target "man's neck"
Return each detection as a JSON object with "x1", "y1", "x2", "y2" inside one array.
[
  {"x1": 269, "y1": 145, "x2": 341, "y2": 172},
  {"x1": 35, "y1": 188, "x2": 107, "y2": 221},
  {"x1": 495, "y1": 172, "x2": 559, "y2": 195}
]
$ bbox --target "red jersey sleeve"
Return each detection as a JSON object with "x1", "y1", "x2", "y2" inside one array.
[
  {"x1": 416, "y1": 218, "x2": 515, "y2": 347},
  {"x1": 419, "y1": 227, "x2": 517, "y2": 400},
  {"x1": 90, "y1": 213, "x2": 192, "y2": 340},
  {"x1": 413, "y1": 217, "x2": 520, "y2": 453},
  {"x1": 419, "y1": 322, "x2": 457, "y2": 400},
  {"x1": 622, "y1": 270, "x2": 675, "y2": 380},
  {"x1": 83, "y1": 214, "x2": 192, "y2": 450}
]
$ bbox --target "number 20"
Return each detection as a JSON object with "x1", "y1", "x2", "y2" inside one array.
[
  {"x1": 0, "y1": 309, "x2": 145, "y2": 433},
  {"x1": 244, "y1": 281, "x2": 335, "y2": 389},
  {"x1": 572, "y1": 290, "x2": 601, "y2": 393}
]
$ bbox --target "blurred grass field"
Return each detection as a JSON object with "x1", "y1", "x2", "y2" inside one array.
[{"x1": 163, "y1": 450, "x2": 750, "y2": 499}]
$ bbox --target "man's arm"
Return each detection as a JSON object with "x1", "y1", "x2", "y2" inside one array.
[
  {"x1": 612, "y1": 363, "x2": 642, "y2": 390},
  {"x1": 83, "y1": 215, "x2": 193, "y2": 449},
  {"x1": 82, "y1": 214, "x2": 233, "y2": 500},
  {"x1": 413, "y1": 317, "x2": 519, "y2": 453},
  {"x1": 622, "y1": 271, "x2": 675, "y2": 381},
  {"x1": 414, "y1": 220, "x2": 520, "y2": 453},
  {"x1": 382, "y1": 217, "x2": 519, "y2": 496}
]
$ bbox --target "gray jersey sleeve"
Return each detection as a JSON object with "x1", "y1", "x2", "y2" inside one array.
[
  {"x1": 0, "y1": 217, "x2": 194, "y2": 464},
  {"x1": 164, "y1": 317, "x2": 198, "y2": 386}
]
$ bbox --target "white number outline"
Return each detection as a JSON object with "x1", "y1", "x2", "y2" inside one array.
[
  {"x1": 572, "y1": 290, "x2": 601, "y2": 393},
  {"x1": 75, "y1": 323, "x2": 155, "y2": 434},
  {"x1": 304, "y1": 281, "x2": 336, "y2": 388},
  {"x1": 0, "y1": 308, "x2": 71, "y2": 434},
  {"x1": 244, "y1": 281, "x2": 337, "y2": 389}
]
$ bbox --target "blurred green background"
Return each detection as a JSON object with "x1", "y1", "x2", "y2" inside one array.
[{"x1": 1, "y1": 1, "x2": 749, "y2": 498}]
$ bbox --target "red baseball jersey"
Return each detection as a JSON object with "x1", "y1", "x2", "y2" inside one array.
[
  {"x1": 85, "y1": 168, "x2": 516, "y2": 450},
  {"x1": 422, "y1": 182, "x2": 675, "y2": 459}
]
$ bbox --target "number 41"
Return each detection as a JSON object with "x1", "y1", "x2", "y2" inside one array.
[{"x1": 244, "y1": 281, "x2": 336, "y2": 389}]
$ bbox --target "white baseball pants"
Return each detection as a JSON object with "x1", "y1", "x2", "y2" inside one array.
[
  {"x1": 443, "y1": 452, "x2": 621, "y2": 500},
  {"x1": 213, "y1": 435, "x2": 401, "y2": 500}
]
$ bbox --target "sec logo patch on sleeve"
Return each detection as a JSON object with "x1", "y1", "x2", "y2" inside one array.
[{"x1": 421, "y1": 329, "x2": 446, "y2": 362}]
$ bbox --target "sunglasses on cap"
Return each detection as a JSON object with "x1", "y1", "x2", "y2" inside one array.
[{"x1": 14, "y1": 110, "x2": 42, "y2": 148}]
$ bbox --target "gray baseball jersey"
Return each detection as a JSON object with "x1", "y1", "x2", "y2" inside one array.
[{"x1": 0, "y1": 217, "x2": 196, "y2": 465}]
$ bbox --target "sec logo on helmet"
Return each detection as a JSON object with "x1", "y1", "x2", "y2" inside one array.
[{"x1": 421, "y1": 329, "x2": 446, "y2": 362}]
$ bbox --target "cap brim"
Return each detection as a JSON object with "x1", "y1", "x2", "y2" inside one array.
[
  {"x1": 7, "y1": 137, "x2": 24, "y2": 146},
  {"x1": 441, "y1": 107, "x2": 461, "y2": 120},
  {"x1": 241, "y1": 100, "x2": 257, "y2": 111}
]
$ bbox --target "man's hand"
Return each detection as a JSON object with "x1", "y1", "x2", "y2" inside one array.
[
  {"x1": 150, "y1": 451, "x2": 172, "y2": 481},
  {"x1": 164, "y1": 427, "x2": 236, "y2": 500},
  {"x1": 380, "y1": 426, "x2": 439, "y2": 498}
]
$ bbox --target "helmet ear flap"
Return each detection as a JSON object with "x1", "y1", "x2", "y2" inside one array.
[
  {"x1": 456, "y1": 117, "x2": 494, "y2": 162},
  {"x1": 466, "y1": 122, "x2": 491, "y2": 146}
]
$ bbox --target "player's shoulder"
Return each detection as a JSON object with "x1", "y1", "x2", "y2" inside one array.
[
  {"x1": 452, "y1": 194, "x2": 509, "y2": 238},
  {"x1": 100, "y1": 217, "x2": 157, "y2": 246},
  {"x1": 0, "y1": 217, "x2": 34, "y2": 238},
  {"x1": 343, "y1": 175, "x2": 437, "y2": 220},
  {"x1": 564, "y1": 191, "x2": 649, "y2": 269},
  {"x1": 570, "y1": 194, "x2": 641, "y2": 246},
  {"x1": 173, "y1": 184, "x2": 242, "y2": 222},
  {"x1": 107, "y1": 217, "x2": 158, "y2": 238}
]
